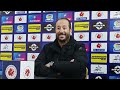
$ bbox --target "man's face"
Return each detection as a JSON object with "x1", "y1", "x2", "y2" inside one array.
[{"x1": 55, "y1": 19, "x2": 71, "y2": 43}]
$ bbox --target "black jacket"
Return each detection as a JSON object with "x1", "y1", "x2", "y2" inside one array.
[{"x1": 35, "y1": 36, "x2": 88, "y2": 79}]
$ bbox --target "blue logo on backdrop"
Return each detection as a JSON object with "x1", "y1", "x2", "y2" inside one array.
[
  {"x1": 58, "y1": 12, "x2": 73, "y2": 21},
  {"x1": 109, "y1": 76, "x2": 120, "y2": 79},
  {"x1": 13, "y1": 53, "x2": 26, "y2": 61},
  {"x1": 28, "y1": 14, "x2": 41, "y2": 23},
  {"x1": 110, "y1": 20, "x2": 120, "y2": 30},
  {"x1": 109, "y1": 43, "x2": 120, "y2": 52},
  {"x1": 43, "y1": 13, "x2": 56, "y2": 22},
  {"x1": 1, "y1": 16, "x2": 13, "y2": 24},
  {"x1": 14, "y1": 24, "x2": 27, "y2": 33}
]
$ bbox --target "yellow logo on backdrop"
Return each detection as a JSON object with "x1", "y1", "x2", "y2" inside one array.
[
  {"x1": 28, "y1": 24, "x2": 41, "y2": 32},
  {"x1": 14, "y1": 43, "x2": 26, "y2": 51},
  {"x1": 1, "y1": 25, "x2": 13, "y2": 33},
  {"x1": 91, "y1": 54, "x2": 107, "y2": 63},
  {"x1": 0, "y1": 53, "x2": 12, "y2": 61},
  {"x1": 74, "y1": 22, "x2": 89, "y2": 31}
]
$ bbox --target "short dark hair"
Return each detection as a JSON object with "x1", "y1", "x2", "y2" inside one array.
[{"x1": 55, "y1": 18, "x2": 71, "y2": 29}]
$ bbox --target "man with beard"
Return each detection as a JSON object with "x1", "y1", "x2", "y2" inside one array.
[{"x1": 34, "y1": 18, "x2": 88, "y2": 79}]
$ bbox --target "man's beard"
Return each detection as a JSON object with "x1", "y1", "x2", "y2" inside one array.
[{"x1": 56, "y1": 33, "x2": 70, "y2": 44}]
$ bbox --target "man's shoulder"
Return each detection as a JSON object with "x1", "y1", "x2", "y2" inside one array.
[
  {"x1": 43, "y1": 42, "x2": 54, "y2": 49},
  {"x1": 75, "y1": 42, "x2": 85, "y2": 47},
  {"x1": 71, "y1": 36, "x2": 85, "y2": 47},
  {"x1": 74, "y1": 42, "x2": 85, "y2": 50}
]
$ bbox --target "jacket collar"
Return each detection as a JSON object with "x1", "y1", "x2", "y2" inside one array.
[{"x1": 50, "y1": 36, "x2": 76, "y2": 52}]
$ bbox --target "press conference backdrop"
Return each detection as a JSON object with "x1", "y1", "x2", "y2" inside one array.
[{"x1": 0, "y1": 11, "x2": 120, "y2": 79}]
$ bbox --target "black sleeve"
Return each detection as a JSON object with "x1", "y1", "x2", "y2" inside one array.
[
  {"x1": 34, "y1": 45, "x2": 57, "y2": 77},
  {"x1": 51, "y1": 43, "x2": 88, "y2": 78}
]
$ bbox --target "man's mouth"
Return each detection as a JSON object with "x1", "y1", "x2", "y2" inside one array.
[
  {"x1": 59, "y1": 34, "x2": 65, "y2": 36},
  {"x1": 59, "y1": 34, "x2": 66, "y2": 39}
]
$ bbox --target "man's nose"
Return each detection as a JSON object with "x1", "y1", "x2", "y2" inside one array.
[{"x1": 59, "y1": 28, "x2": 64, "y2": 33}]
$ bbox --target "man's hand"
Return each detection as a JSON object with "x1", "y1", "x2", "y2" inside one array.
[
  {"x1": 45, "y1": 61, "x2": 54, "y2": 68},
  {"x1": 70, "y1": 59, "x2": 74, "y2": 63}
]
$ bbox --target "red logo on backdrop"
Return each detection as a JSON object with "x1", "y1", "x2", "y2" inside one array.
[
  {"x1": 32, "y1": 35, "x2": 36, "y2": 40},
  {"x1": 5, "y1": 36, "x2": 8, "y2": 40},
  {"x1": 79, "y1": 34, "x2": 85, "y2": 39},
  {"x1": 79, "y1": 12, "x2": 84, "y2": 17},
  {"x1": 47, "y1": 35, "x2": 51, "y2": 40},
  {"x1": 8, "y1": 68, "x2": 14, "y2": 76},
  {"x1": 79, "y1": 35, "x2": 83, "y2": 39},
  {"x1": 18, "y1": 36, "x2": 22, "y2": 40},
  {"x1": 24, "y1": 66, "x2": 31, "y2": 79},
  {"x1": 5, "y1": 65, "x2": 17, "y2": 79},
  {"x1": 96, "y1": 33, "x2": 102, "y2": 39},
  {"x1": 97, "y1": 11, "x2": 102, "y2": 17},
  {"x1": 115, "y1": 33, "x2": 120, "y2": 38},
  {"x1": 19, "y1": 17, "x2": 22, "y2": 21},
  {"x1": 32, "y1": 54, "x2": 36, "y2": 59},
  {"x1": 97, "y1": 43, "x2": 101, "y2": 48},
  {"x1": 25, "y1": 69, "x2": 30, "y2": 77}
]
